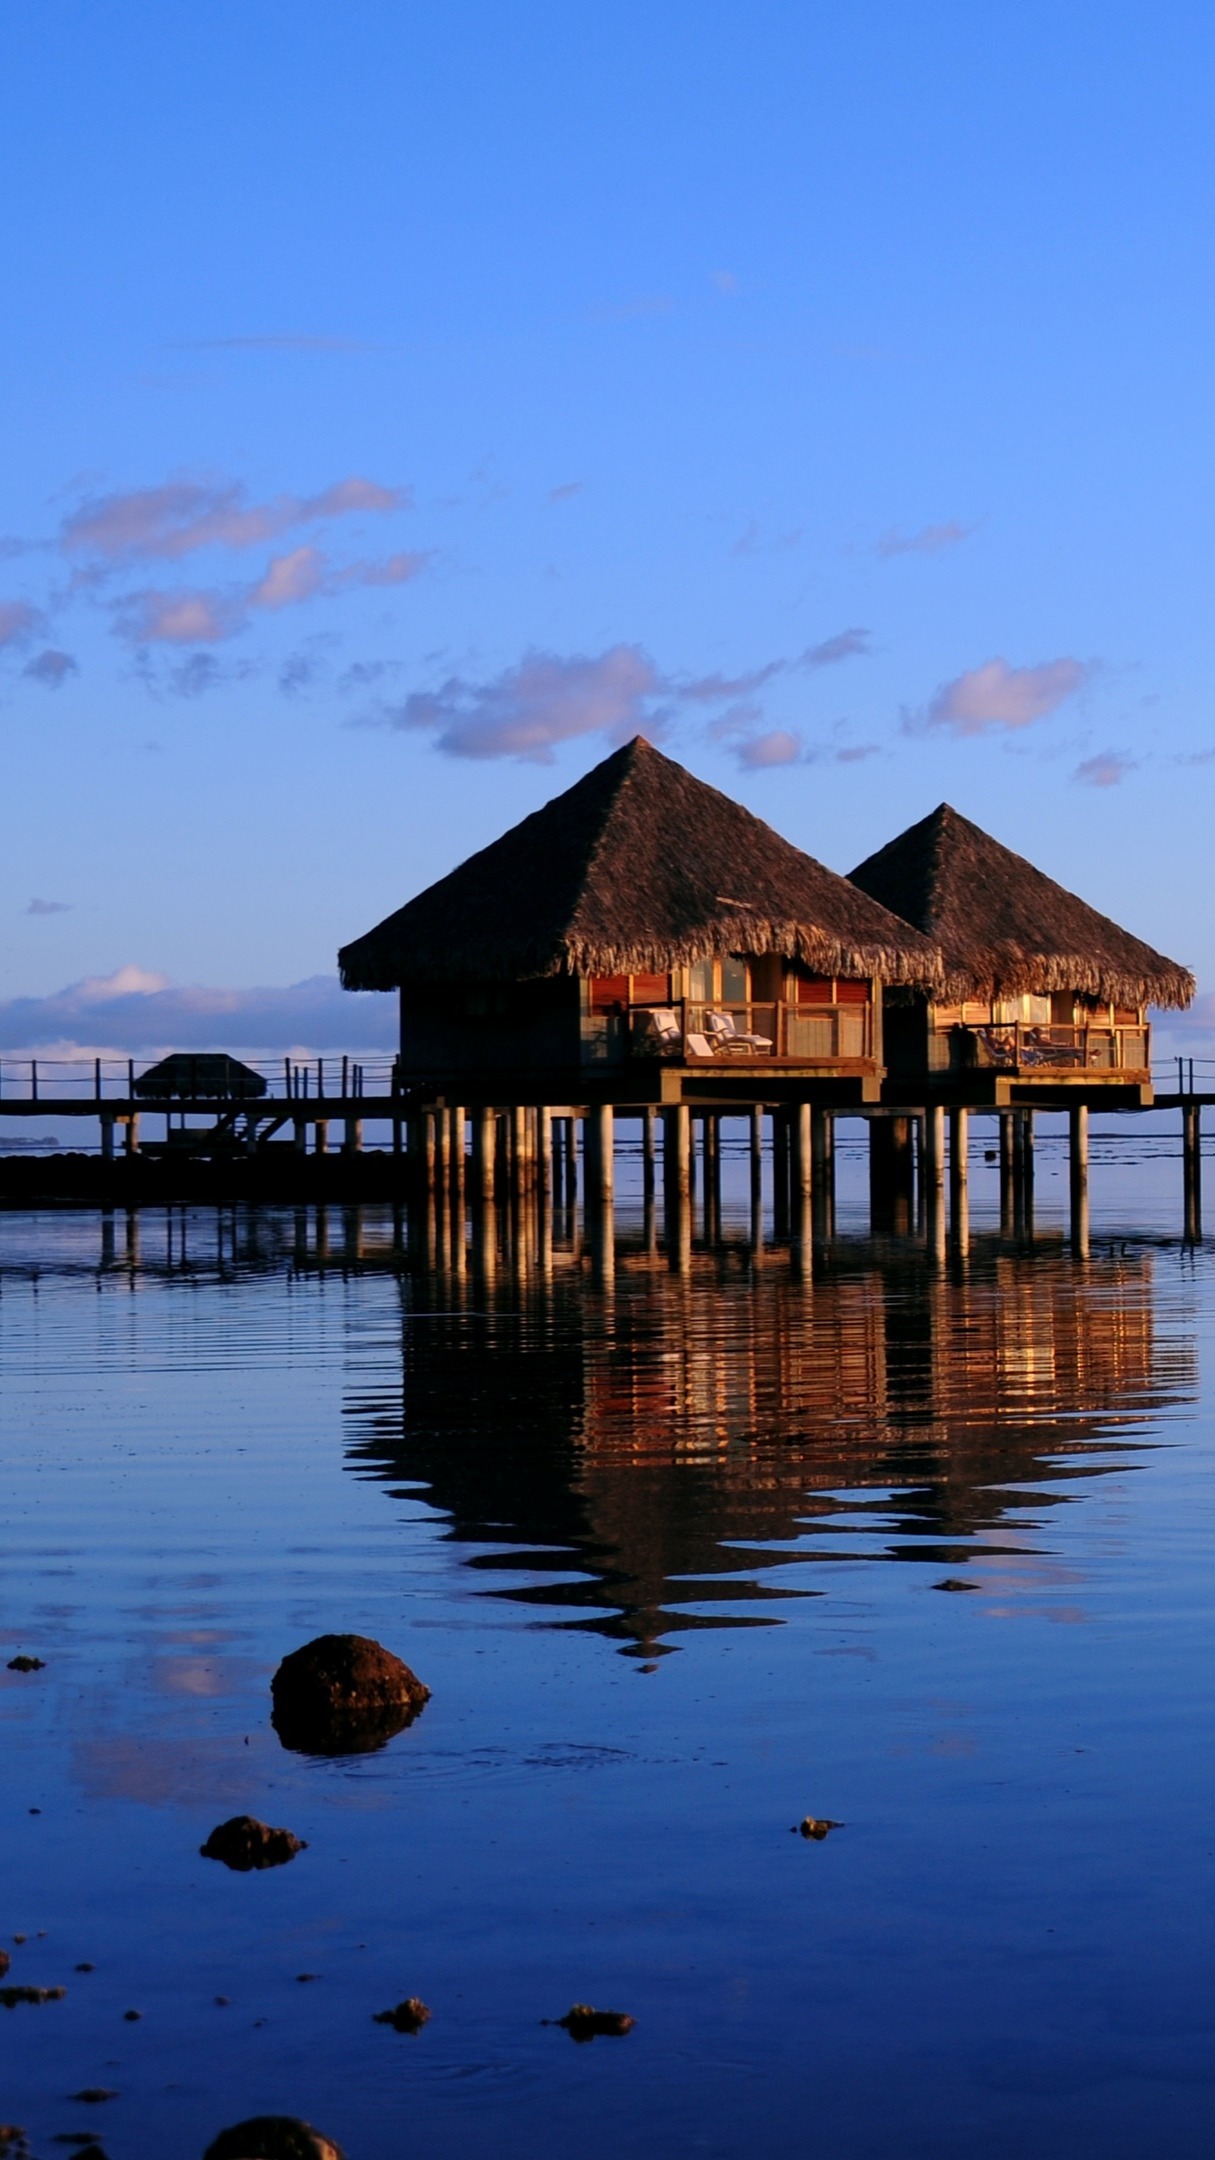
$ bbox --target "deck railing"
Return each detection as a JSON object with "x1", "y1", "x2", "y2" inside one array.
[
  {"x1": 952, "y1": 1024, "x2": 1149, "y2": 1073},
  {"x1": 627, "y1": 1000, "x2": 874, "y2": 1063}
]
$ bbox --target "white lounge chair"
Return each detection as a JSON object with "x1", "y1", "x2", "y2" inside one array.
[
  {"x1": 704, "y1": 1009, "x2": 773, "y2": 1053},
  {"x1": 685, "y1": 1031, "x2": 716, "y2": 1059},
  {"x1": 634, "y1": 1006, "x2": 683, "y2": 1054}
]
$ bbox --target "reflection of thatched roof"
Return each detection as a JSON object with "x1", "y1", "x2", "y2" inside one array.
[
  {"x1": 339, "y1": 737, "x2": 941, "y2": 991},
  {"x1": 849, "y1": 803, "x2": 1194, "y2": 1009}
]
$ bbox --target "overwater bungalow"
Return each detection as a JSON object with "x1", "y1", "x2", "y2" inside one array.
[
  {"x1": 339, "y1": 737, "x2": 941, "y2": 1112},
  {"x1": 849, "y1": 803, "x2": 1194, "y2": 1106}
]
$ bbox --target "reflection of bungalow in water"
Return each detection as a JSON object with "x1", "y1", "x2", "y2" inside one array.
[
  {"x1": 849, "y1": 804, "x2": 1194, "y2": 1105},
  {"x1": 339, "y1": 737, "x2": 940, "y2": 1108},
  {"x1": 345, "y1": 1247, "x2": 1189, "y2": 1658}
]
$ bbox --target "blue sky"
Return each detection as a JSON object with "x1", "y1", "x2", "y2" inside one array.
[{"x1": 2, "y1": 1, "x2": 1213, "y2": 1051}]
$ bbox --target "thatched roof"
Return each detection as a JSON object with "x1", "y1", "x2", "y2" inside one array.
[
  {"x1": 339, "y1": 737, "x2": 942, "y2": 991},
  {"x1": 849, "y1": 802, "x2": 1194, "y2": 1010}
]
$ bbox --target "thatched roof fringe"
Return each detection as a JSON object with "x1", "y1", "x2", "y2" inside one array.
[{"x1": 935, "y1": 953, "x2": 1196, "y2": 1010}]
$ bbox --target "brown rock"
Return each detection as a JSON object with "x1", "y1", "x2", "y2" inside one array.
[
  {"x1": 203, "y1": 2117, "x2": 345, "y2": 2160},
  {"x1": 0, "y1": 2131, "x2": 25, "y2": 2155},
  {"x1": 200, "y1": 1816, "x2": 307, "y2": 1872},
  {"x1": 556, "y1": 2003, "x2": 635, "y2": 2041},
  {"x1": 372, "y1": 1996, "x2": 431, "y2": 2033},
  {"x1": 6, "y1": 1658, "x2": 44, "y2": 1674},
  {"x1": 0, "y1": 1985, "x2": 65, "y2": 2007},
  {"x1": 271, "y1": 1634, "x2": 429, "y2": 1757},
  {"x1": 796, "y1": 1816, "x2": 843, "y2": 1840},
  {"x1": 72, "y1": 2088, "x2": 119, "y2": 2102},
  {"x1": 0, "y1": 1953, "x2": 8, "y2": 1980}
]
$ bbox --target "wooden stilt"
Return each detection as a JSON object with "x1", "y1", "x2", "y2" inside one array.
[
  {"x1": 1069, "y1": 1101, "x2": 1089, "y2": 1257},
  {"x1": 949, "y1": 1106, "x2": 969, "y2": 1254}
]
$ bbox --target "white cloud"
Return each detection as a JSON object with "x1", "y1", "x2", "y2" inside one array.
[
  {"x1": 0, "y1": 971, "x2": 395, "y2": 1053},
  {"x1": 918, "y1": 656, "x2": 1093, "y2": 736},
  {"x1": 118, "y1": 588, "x2": 242, "y2": 644},
  {"x1": 25, "y1": 897, "x2": 71, "y2": 916}
]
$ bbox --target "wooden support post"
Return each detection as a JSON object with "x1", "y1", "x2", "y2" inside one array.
[
  {"x1": 949, "y1": 1106, "x2": 969, "y2": 1253},
  {"x1": 124, "y1": 1113, "x2": 140, "y2": 1157},
  {"x1": 100, "y1": 1114, "x2": 115, "y2": 1162},
  {"x1": 924, "y1": 1103, "x2": 946, "y2": 1261},
  {"x1": 293, "y1": 1118, "x2": 307, "y2": 1154},
  {"x1": 433, "y1": 1104, "x2": 449, "y2": 1187},
  {"x1": 749, "y1": 1104, "x2": 764, "y2": 1251},
  {"x1": 1069, "y1": 1101, "x2": 1090, "y2": 1257},
  {"x1": 511, "y1": 1103, "x2": 529, "y2": 1193},
  {"x1": 563, "y1": 1114, "x2": 577, "y2": 1200},
  {"x1": 704, "y1": 1111, "x2": 721, "y2": 1238},
  {"x1": 585, "y1": 1103, "x2": 614, "y2": 1206},
  {"x1": 315, "y1": 1120, "x2": 329, "y2": 1155},
  {"x1": 1184, "y1": 1099, "x2": 1202, "y2": 1240},
  {"x1": 998, "y1": 1111, "x2": 1015, "y2": 1229},
  {"x1": 538, "y1": 1105, "x2": 553, "y2": 1202},
  {"x1": 344, "y1": 1117, "x2": 363, "y2": 1155},
  {"x1": 450, "y1": 1107, "x2": 466, "y2": 1207},
  {"x1": 790, "y1": 1101, "x2": 812, "y2": 1274},
  {"x1": 773, "y1": 1108, "x2": 790, "y2": 1239},
  {"x1": 662, "y1": 1102, "x2": 691, "y2": 1271},
  {"x1": 643, "y1": 1106, "x2": 657, "y2": 1201},
  {"x1": 472, "y1": 1107, "x2": 497, "y2": 1203}
]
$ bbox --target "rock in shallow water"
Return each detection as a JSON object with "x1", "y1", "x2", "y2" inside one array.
[
  {"x1": 6, "y1": 1657, "x2": 44, "y2": 1673},
  {"x1": 271, "y1": 1633, "x2": 430, "y2": 1757},
  {"x1": 203, "y1": 2120, "x2": 345, "y2": 2160},
  {"x1": 556, "y1": 2003, "x2": 635, "y2": 2040},
  {"x1": 373, "y1": 1996, "x2": 431, "y2": 2033},
  {"x1": 200, "y1": 1815, "x2": 307, "y2": 1871}
]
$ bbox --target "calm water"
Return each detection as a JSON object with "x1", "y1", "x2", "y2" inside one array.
[{"x1": 2, "y1": 1133, "x2": 1214, "y2": 2158}]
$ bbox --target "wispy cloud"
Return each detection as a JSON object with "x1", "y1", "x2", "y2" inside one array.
[
  {"x1": 1073, "y1": 751, "x2": 1135, "y2": 788},
  {"x1": 0, "y1": 970, "x2": 396, "y2": 1054},
  {"x1": 25, "y1": 897, "x2": 71, "y2": 916},
  {"x1": 914, "y1": 656, "x2": 1094, "y2": 737},
  {"x1": 186, "y1": 333, "x2": 367, "y2": 354},
  {"x1": 0, "y1": 600, "x2": 45, "y2": 650},
  {"x1": 547, "y1": 480, "x2": 583, "y2": 503},
  {"x1": 117, "y1": 544, "x2": 429, "y2": 648},
  {"x1": 22, "y1": 648, "x2": 76, "y2": 687},
  {"x1": 876, "y1": 520, "x2": 975, "y2": 558},
  {"x1": 117, "y1": 589, "x2": 242, "y2": 645},
  {"x1": 61, "y1": 474, "x2": 408, "y2": 566},
  {"x1": 385, "y1": 645, "x2": 662, "y2": 762},
  {"x1": 736, "y1": 729, "x2": 802, "y2": 769}
]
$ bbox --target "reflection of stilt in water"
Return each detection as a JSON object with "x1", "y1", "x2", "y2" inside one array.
[{"x1": 100, "y1": 1210, "x2": 116, "y2": 1267}]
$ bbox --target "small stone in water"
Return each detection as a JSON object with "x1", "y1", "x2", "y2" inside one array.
[
  {"x1": 75, "y1": 1962, "x2": 95, "y2": 1973},
  {"x1": 200, "y1": 1816, "x2": 306, "y2": 1872},
  {"x1": 0, "y1": 1954, "x2": 8, "y2": 1980},
  {"x1": 6, "y1": 1658, "x2": 44, "y2": 1673},
  {"x1": 372, "y1": 1997, "x2": 431, "y2": 2033},
  {"x1": 796, "y1": 1816, "x2": 843, "y2": 1840},
  {"x1": 556, "y1": 2003, "x2": 635, "y2": 2040},
  {"x1": 0, "y1": 1985, "x2": 66, "y2": 2008},
  {"x1": 71, "y1": 2089, "x2": 118, "y2": 2103},
  {"x1": 122, "y1": 2008, "x2": 141, "y2": 2021}
]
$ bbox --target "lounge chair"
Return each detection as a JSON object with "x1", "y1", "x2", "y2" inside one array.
[
  {"x1": 634, "y1": 1007, "x2": 683, "y2": 1055},
  {"x1": 704, "y1": 1010, "x2": 773, "y2": 1053},
  {"x1": 685, "y1": 1032, "x2": 716, "y2": 1059}
]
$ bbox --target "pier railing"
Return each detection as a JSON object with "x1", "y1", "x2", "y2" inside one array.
[{"x1": 0, "y1": 1054, "x2": 399, "y2": 1102}]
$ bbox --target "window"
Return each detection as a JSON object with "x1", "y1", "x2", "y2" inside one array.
[
  {"x1": 689, "y1": 958, "x2": 714, "y2": 1002},
  {"x1": 721, "y1": 956, "x2": 748, "y2": 1004}
]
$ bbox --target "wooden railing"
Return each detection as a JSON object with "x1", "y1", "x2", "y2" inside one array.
[
  {"x1": 952, "y1": 1024, "x2": 1149, "y2": 1073},
  {"x1": 627, "y1": 1000, "x2": 874, "y2": 1063}
]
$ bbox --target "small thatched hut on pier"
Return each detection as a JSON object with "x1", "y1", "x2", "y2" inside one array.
[
  {"x1": 849, "y1": 803, "x2": 1194, "y2": 1103},
  {"x1": 339, "y1": 737, "x2": 941, "y2": 1109}
]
